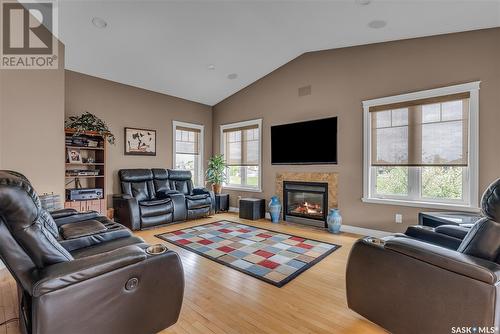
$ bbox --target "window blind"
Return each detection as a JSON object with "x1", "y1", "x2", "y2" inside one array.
[
  {"x1": 370, "y1": 93, "x2": 469, "y2": 167},
  {"x1": 175, "y1": 127, "x2": 200, "y2": 155},
  {"x1": 223, "y1": 124, "x2": 259, "y2": 166}
]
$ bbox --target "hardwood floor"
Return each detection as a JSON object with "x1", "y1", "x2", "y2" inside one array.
[
  {"x1": 0, "y1": 213, "x2": 385, "y2": 334},
  {"x1": 0, "y1": 269, "x2": 18, "y2": 334}
]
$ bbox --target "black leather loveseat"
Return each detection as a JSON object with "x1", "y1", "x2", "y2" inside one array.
[
  {"x1": 0, "y1": 170, "x2": 184, "y2": 334},
  {"x1": 113, "y1": 169, "x2": 215, "y2": 230}
]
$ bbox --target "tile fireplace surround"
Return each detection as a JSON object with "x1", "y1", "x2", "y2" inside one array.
[{"x1": 275, "y1": 172, "x2": 338, "y2": 218}]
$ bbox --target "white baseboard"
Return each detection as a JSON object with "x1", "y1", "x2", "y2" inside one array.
[
  {"x1": 226, "y1": 206, "x2": 390, "y2": 237},
  {"x1": 340, "y1": 225, "x2": 391, "y2": 238}
]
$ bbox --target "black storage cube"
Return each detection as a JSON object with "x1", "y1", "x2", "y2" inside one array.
[{"x1": 239, "y1": 198, "x2": 265, "y2": 220}]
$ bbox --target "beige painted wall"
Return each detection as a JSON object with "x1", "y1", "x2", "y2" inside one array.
[
  {"x1": 213, "y1": 28, "x2": 500, "y2": 233},
  {"x1": 0, "y1": 43, "x2": 66, "y2": 197},
  {"x1": 65, "y1": 71, "x2": 213, "y2": 204}
]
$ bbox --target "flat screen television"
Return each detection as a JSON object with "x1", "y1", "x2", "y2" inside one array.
[{"x1": 271, "y1": 117, "x2": 337, "y2": 165}]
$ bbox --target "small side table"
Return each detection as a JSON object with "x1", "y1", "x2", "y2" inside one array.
[
  {"x1": 239, "y1": 198, "x2": 265, "y2": 220},
  {"x1": 215, "y1": 193, "x2": 229, "y2": 213}
]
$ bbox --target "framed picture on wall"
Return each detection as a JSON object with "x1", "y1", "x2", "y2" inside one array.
[{"x1": 124, "y1": 127, "x2": 157, "y2": 156}]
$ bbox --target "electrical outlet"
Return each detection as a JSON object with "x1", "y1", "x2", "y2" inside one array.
[{"x1": 395, "y1": 214, "x2": 403, "y2": 224}]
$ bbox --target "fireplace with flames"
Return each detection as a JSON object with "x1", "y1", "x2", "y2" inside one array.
[{"x1": 283, "y1": 181, "x2": 328, "y2": 228}]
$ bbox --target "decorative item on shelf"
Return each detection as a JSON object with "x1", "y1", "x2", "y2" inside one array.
[
  {"x1": 65, "y1": 111, "x2": 115, "y2": 144},
  {"x1": 124, "y1": 127, "x2": 156, "y2": 156},
  {"x1": 67, "y1": 148, "x2": 83, "y2": 164},
  {"x1": 65, "y1": 169, "x2": 100, "y2": 177},
  {"x1": 327, "y1": 208, "x2": 342, "y2": 234},
  {"x1": 107, "y1": 208, "x2": 114, "y2": 220},
  {"x1": 206, "y1": 154, "x2": 227, "y2": 194},
  {"x1": 268, "y1": 196, "x2": 281, "y2": 223}
]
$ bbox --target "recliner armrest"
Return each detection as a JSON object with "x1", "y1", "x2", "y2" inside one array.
[
  {"x1": 54, "y1": 211, "x2": 100, "y2": 227},
  {"x1": 384, "y1": 237, "x2": 500, "y2": 284},
  {"x1": 113, "y1": 194, "x2": 140, "y2": 230},
  {"x1": 192, "y1": 188, "x2": 215, "y2": 214},
  {"x1": 32, "y1": 245, "x2": 146, "y2": 297},
  {"x1": 435, "y1": 225, "x2": 469, "y2": 239},
  {"x1": 192, "y1": 187, "x2": 209, "y2": 195},
  {"x1": 405, "y1": 225, "x2": 462, "y2": 250},
  {"x1": 50, "y1": 208, "x2": 78, "y2": 219},
  {"x1": 156, "y1": 190, "x2": 181, "y2": 199}
]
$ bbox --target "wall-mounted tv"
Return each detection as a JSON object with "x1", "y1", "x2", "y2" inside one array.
[{"x1": 271, "y1": 117, "x2": 337, "y2": 165}]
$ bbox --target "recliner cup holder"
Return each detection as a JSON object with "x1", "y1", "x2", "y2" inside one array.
[
  {"x1": 365, "y1": 237, "x2": 385, "y2": 246},
  {"x1": 146, "y1": 244, "x2": 168, "y2": 255}
]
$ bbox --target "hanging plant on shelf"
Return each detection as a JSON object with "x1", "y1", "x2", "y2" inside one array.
[{"x1": 65, "y1": 111, "x2": 115, "y2": 144}]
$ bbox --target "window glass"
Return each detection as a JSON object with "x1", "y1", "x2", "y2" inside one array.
[
  {"x1": 174, "y1": 125, "x2": 202, "y2": 186},
  {"x1": 375, "y1": 166, "x2": 409, "y2": 196},
  {"x1": 422, "y1": 166, "x2": 463, "y2": 200},
  {"x1": 367, "y1": 92, "x2": 472, "y2": 205},
  {"x1": 222, "y1": 121, "x2": 261, "y2": 190}
]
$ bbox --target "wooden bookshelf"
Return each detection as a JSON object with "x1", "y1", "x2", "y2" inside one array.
[{"x1": 64, "y1": 128, "x2": 108, "y2": 215}]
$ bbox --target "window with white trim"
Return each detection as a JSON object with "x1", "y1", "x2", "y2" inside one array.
[
  {"x1": 173, "y1": 121, "x2": 204, "y2": 187},
  {"x1": 220, "y1": 119, "x2": 262, "y2": 191},
  {"x1": 363, "y1": 82, "x2": 480, "y2": 210}
]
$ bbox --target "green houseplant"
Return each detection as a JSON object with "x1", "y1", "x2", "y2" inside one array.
[
  {"x1": 65, "y1": 111, "x2": 115, "y2": 145},
  {"x1": 206, "y1": 154, "x2": 227, "y2": 194}
]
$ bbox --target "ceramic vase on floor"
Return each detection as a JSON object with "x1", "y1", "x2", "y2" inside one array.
[
  {"x1": 268, "y1": 196, "x2": 281, "y2": 223},
  {"x1": 327, "y1": 209, "x2": 342, "y2": 234}
]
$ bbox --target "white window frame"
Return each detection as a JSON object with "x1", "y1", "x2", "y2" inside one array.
[
  {"x1": 362, "y1": 82, "x2": 480, "y2": 211},
  {"x1": 172, "y1": 121, "x2": 204, "y2": 187},
  {"x1": 220, "y1": 118, "x2": 262, "y2": 192}
]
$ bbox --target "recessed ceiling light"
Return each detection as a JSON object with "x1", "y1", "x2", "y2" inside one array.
[
  {"x1": 92, "y1": 17, "x2": 107, "y2": 29},
  {"x1": 227, "y1": 73, "x2": 238, "y2": 80},
  {"x1": 207, "y1": 64, "x2": 216, "y2": 70},
  {"x1": 368, "y1": 20, "x2": 387, "y2": 29},
  {"x1": 356, "y1": 0, "x2": 371, "y2": 5}
]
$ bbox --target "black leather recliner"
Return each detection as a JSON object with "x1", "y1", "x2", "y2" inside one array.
[
  {"x1": 405, "y1": 223, "x2": 471, "y2": 250},
  {"x1": 0, "y1": 171, "x2": 184, "y2": 334},
  {"x1": 346, "y1": 178, "x2": 500, "y2": 334},
  {"x1": 114, "y1": 168, "x2": 214, "y2": 230},
  {"x1": 167, "y1": 169, "x2": 214, "y2": 220}
]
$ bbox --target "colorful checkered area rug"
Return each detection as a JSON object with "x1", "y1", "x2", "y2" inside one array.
[{"x1": 156, "y1": 220, "x2": 340, "y2": 287}]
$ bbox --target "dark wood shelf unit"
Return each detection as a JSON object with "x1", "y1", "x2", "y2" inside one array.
[{"x1": 64, "y1": 128, "x2": 108, "y2": 215}]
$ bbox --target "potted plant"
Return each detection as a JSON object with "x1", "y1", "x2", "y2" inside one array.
[
  {"x1": 206, "y1": 154, "x2": 227, "y2": 194},
  {"x1": 65, "y1": 111, "x2": 115, "y2": 144}
]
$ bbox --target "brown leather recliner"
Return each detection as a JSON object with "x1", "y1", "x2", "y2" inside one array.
[
  {"x1": 0, "y1": 171, "x2": 185, "y2": 334},
  {"x1": 346, "y1": 178, "x2": 500, "y2": 334}
]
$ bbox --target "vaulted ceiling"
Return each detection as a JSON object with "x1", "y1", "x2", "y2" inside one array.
[{"x1": 57, "y1": 0, "x2": 500, "y2": 106}]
